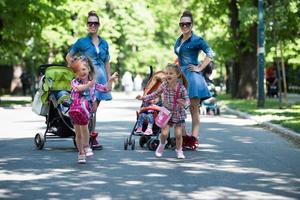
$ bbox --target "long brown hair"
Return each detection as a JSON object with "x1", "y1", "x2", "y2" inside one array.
[
  {"x1": 166, "y1": 63, "x2": 188, "y2": 89},
  {"x1": 70, "y1": 56, "x2": 96, "y2": 80}
]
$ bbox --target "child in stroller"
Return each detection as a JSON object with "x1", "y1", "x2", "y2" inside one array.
[
  {"x1": 135, "y1": 97, "x2": 161, "y2": 135},
  {"x1": 201, "y1": 79, "x2": 220, "y2": 115},
  {"x1": 124, "y1": 68, "x2": 166, "y2": 151},
  {"x1": 200, "y1": 61, "x2": 220, "y2": 115}
]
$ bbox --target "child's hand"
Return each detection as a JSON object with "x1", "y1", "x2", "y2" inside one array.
[
  {"x1": 136, "y1": 95, "x2": 143, "y2": 100},
  {"x1": 176, "y1": 98, "x2": 186, "y2": 108},
  {"x1": 88, "y1": 80, "x2": 96, "y2": 88},
  {"x1": 110, "y1": 72, "x2": 119, "y2": 82}
]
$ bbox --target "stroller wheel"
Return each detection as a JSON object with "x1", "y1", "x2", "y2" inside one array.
[
  {"x1": 166, "y1": 137, "x2": 176, "y2": 149},
  {"x1": 34, "y1": 133, "x2": 45, "y2": 150},
  {"x1": 147, "y1": 138, "x2": 159, "y2": 151},
  {"x1": 139, "y1": 135, "x2": 147, "y2": 148},
  {"x1": 131, "y1": 138, "x2": 135, "y2": 150},
  {"x1": 124, "y1": 137, "x2": 129, "y2": 150}
]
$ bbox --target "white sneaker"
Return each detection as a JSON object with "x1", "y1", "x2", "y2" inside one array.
[
  {"x1": 84, "y1": 147, "x2": 94, "y2": 157},
  {"x1": 155, "y1": 143, "x2": 165, "y2": 157},
  {"x1": 78, "y1": 154, "x2": 86, "y2": 164},
  {"x1": 175, "y1": 149, "x2": 185, "y2": 159}
]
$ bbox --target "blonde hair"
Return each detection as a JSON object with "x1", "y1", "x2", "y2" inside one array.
[
  {"x1": 70, "y1": 56, "x2": 95, "y2": 80},
  {"x1": 166, "y1": 63, "x2": 188, "y2": 88}
]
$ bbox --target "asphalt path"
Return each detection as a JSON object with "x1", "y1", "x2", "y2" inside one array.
[{"x1": 0, "y1": 92, "x2": 299, "y2": 200}]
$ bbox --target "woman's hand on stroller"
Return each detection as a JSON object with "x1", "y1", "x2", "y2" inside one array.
[{"x1": 136, "y1": 95, "x2": 143, "y2": 100}]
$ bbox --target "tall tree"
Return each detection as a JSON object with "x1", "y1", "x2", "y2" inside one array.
[{"x1": 0, "y1": 0, "x2": 68, "y2": 64}]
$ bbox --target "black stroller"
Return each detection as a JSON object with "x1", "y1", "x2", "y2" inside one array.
[
  {"x1": 33, "y1": 64, "x2": 95, "y2": 150},
  {"x1": 124, "y1": 67, "x2": 176, "y2": 151}
]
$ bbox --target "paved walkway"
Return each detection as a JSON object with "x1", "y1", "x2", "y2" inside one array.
[{"x1": 0, "y1": 91, "x2": 300, "y2": 199}]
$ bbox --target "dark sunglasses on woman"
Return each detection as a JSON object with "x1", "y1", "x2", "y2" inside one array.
[
  {"x1": 179, "y1": 22, "x2": 192, "y2": 28},
  {"x1": 87, "y1": 21, "x2": 100, "y2": 27}
]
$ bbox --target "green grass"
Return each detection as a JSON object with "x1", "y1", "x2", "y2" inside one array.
[
  {"x1": 0, "y1": 100, "x2": 31, "y2": 107},
  {"x1": 218, "y1": 93, "x2": 300, "y2": 133}
]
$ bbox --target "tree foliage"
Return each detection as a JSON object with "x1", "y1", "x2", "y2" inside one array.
[{"x1": 0, "y1": 0, "x2": 299, "y2": 96}]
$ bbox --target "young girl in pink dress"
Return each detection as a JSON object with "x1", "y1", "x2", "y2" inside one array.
[
  {"x1": 136, "y1": 63, "x2": 190, "y2": 159},
  {"x1": 69, "y1": 56, "x2": 118, "y2": 164}
]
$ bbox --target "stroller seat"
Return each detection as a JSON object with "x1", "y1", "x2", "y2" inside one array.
[{"x1": 124, "y1": 68, "x2": 166, "y2": 151}]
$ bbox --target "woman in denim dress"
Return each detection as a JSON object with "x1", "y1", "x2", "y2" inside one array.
[
  {"x1": 66, "y1": 11, "x2": 111, "y2": 150},
  {"x1": 174, "y1": 10, "x2": 214, "y2": 147}
]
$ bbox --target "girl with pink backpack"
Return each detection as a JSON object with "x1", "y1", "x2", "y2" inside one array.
[
  {"x1": 69, "y1": 56, "x2": 118, "y2": 164},
  {"x1": 136, "y1": 63, "x2": 190, "y2": 159}
]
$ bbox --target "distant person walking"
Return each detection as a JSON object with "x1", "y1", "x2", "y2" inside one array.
[
  {"x1": 20, "y1": 70, "x2": 31, "y2": 96},
  {"x1": 121, "y1": 71, "x2": 133, "y2": 93},
  {"x1": 66, "y1": 10, "x2": 112, "y2": 150},
  {"x1": 174, "y1": 10, "x2": 214, "y2": 148}
]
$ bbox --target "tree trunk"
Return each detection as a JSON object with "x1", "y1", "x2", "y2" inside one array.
[
  {"x1": 229, "y1": 0, "x2": 240, "y2": 98},
  {"x1": 229, "y1": 0, "x2": 258, "y2": 98},
  {"x1": 237, "y1": 24, "x2": 257, "y2": 98}
]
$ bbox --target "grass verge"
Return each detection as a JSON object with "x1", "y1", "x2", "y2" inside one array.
[{"x1": 218, "y1": 93, "x2": 300, "y2": 133}]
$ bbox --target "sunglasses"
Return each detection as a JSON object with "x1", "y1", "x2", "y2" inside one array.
[
  {"x1": 73, "y1": 55, "x2": 89, "y2": 63},
  {"x1": 87, "y1": 21, "x2": 100, "y2": 27},
  {"x1": 179, "y1": 22, "x2": 192, "y2": 28}
]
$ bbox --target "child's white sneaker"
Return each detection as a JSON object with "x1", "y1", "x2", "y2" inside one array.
[
  {"x1": 78, "y1": 154, "x2": 86, "y2": 164},
  {"x1": 84, "y1": 146, "x2": 94, "y2": 157},
  {"x1": 175, "y1": 149, "x2": 185, "y2": 159},
  {"x1": 155, "y1": 143, "x2": 165, "y2": 157}
]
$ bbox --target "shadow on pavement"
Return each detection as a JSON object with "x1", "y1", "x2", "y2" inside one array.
[{"x1": 1, "y1": 118, "x2": 300, "y2": 200}]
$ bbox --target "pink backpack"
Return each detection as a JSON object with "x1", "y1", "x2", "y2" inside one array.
[
  {"x1": 69, "y1": 98, "x2": 91, "y2": 125},
  {"x1": 155, "y1": 106, "x2": 171, "y2": 128},
  {"x1": 155, "y1": 84, "x2": 181, "y2": 128}
]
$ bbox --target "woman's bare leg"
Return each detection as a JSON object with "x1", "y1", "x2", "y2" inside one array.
[
  {"x1": 92, "y1": 100, "x2": 101, "y2": 132},
  {"x1": 189, "y1": 98, "x2": 201, "y2": 138}
]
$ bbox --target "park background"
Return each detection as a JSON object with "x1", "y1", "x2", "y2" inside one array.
[{"x1": 0, "y1": 0, "x2": 299, "y2": 99}]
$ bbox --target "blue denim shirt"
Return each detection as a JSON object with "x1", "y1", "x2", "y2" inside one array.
[
  {"x1": 68, "y1": 34, "x2": 112, "y2": 100},
  {"x1": 174, "y1": 32, "x2": 214, "y2": 67},
  {"x1": 68, "y1": 33, "x2": 110, "y2": 69}
]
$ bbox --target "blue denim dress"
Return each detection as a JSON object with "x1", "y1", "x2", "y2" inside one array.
[
  {"x1": 68, "y1": 34, "x2": 112, "y2": 101},
  {"x1": 174, "y1": 32, "x2": 214, "y2": 100}
]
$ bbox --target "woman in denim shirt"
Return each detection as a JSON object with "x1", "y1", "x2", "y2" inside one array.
[
  {"x1": 66, "y1": 11, "x2": 111, "y2": 150},
  {"x1": 174, "y1": 10, "x2": 214, "y2": 147}
]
